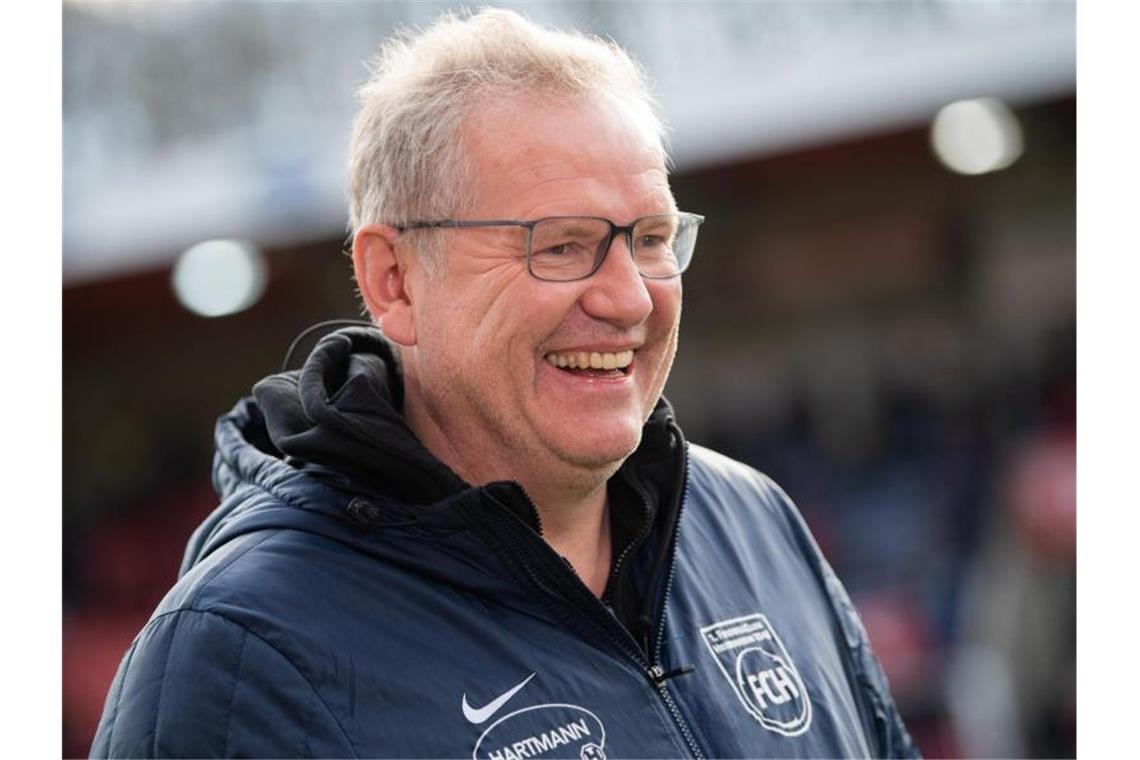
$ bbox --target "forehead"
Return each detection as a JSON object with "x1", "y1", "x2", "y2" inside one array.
[{"x1": 460, "y1": 91, "x2": 674, "y2": 217}]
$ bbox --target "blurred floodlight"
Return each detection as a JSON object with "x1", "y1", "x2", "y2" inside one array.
[
  {"x1": 171, "y1": 239, "x2": 267, "y2": 317},
  {"x1": 930, "y1": 97, "x2": 1024, "y2": 175}
]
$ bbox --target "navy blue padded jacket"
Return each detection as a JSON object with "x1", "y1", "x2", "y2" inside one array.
[{"x1": 91, "y1": 328, "x2": 917, "y2": 759}]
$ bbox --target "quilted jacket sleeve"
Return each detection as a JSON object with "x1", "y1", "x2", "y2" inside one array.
[
  {"x1": 761, "y1": 473, "x2": 921, "y2": 759},
  {"x1": 90, "y1": 608, "x2": 358, "y2": 758},
  {"x1": 817, "y1": 560, "x2": 921, "y2": 759}
]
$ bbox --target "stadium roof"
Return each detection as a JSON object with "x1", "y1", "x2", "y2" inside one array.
[{"x1": 64, "y1": 1, "x2": 1074, "y2": 286}]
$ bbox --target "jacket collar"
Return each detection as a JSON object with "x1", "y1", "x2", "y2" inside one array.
[{"x1": 249, "y1": 325, "x2": 678, "y2": 527}]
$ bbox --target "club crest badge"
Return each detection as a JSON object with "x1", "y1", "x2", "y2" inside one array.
[{"x1": 699, "y1": 613, "x2": 812, "y2": 737}]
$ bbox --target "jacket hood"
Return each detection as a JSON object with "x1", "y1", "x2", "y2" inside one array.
[
  {"x1": 252, "y1": 327, "x2": 469, "y2": 504},
  {"x1": 186, "y1": 325, "x2": 680, "y2": 581}
]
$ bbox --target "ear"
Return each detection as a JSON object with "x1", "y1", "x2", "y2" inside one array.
[{"x1": 352, "y1": 224, "x2": 417, "y2": 346}]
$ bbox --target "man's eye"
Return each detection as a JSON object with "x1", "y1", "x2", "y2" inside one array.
[{"x1": 536, "y1": 241, "x2": 587, "y2": 257}]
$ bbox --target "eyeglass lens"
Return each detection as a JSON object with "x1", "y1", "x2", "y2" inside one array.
[{"x1": 528, "y1": 215, "x2": 698, "y2": 281}]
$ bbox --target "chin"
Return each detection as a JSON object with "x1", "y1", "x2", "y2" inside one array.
[{"x1": 550, "y1": 424, "x2": 643, "y2": 471}]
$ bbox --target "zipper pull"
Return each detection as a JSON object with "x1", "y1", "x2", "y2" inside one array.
[{"x1": 648, "y1": 664, "x2": 696, "y2": 686}]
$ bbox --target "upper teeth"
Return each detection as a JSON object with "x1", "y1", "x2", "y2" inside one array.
[{"x1": 545, "y1": 350, "x2": 634, "y2": 370}]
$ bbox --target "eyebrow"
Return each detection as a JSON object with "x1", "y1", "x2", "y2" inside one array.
[{"x1": 536, "y1": 220, "x2": 607, "y2": 237}]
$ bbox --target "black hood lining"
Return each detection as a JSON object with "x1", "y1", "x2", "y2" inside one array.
[{"x1": 253, "y1": 326, "x2": 468, "y2": 505}]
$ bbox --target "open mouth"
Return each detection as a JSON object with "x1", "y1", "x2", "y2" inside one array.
[{"x1": 544, "y1": 350, "x2": 633, "y2": 378}]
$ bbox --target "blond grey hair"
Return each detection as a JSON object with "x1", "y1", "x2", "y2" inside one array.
[{"x1": 347, "y1": 7, "x2": 668, "y2": 272}]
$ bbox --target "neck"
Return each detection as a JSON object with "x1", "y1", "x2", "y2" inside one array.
[
  {"x1": 402, "y1": 375, "x2": 616, "y2": 597},
  {"x1": 525, "y1": 480, "x2": 612, "y2": 597}
]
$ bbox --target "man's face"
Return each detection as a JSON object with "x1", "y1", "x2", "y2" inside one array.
[{"x1": 403, "y1": 92, "x2": 682, "y2": 482}]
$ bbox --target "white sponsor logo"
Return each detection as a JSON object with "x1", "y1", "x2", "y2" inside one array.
[
  {"x1": 473, "y1": 704, "x2": 606, "y2": 760},
  {"x1": 461, "y1": 675, "x2": 608, "y2": 760},
  {"x1": 463, "y1": 673, "x2": 536, "y2": 724},
  {"x1": 700, "y1": 613, "x2": 812, "y2": 736}
]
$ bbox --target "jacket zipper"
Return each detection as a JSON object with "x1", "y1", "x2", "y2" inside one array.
[
  {"x1": 647, "y1": 663, "x2": 703, "y2": 758},
  {"x1": 495, "y1": 468, "x2": 705, "y2": 758},
  {"x1": 609, "y1": 527, "x2": 643, "y2": 587},
  {"x1": 601, "y1": 484, "x2": 652, "y2": 610},
  {"x1": 652, "y1": 444, "x2": 691, "y2": 663},
  {"x1": 645, "y1": 445, "x2": 702, "y2": 757}
]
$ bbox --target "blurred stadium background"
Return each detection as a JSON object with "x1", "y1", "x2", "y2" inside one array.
[{"x1": 62, "y1": 2, "x2": 1075, "y2": 757}]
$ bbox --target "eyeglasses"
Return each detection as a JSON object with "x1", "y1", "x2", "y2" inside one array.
[{"x1": 395, "y1": 212, "x2": 704, "y2": 282}]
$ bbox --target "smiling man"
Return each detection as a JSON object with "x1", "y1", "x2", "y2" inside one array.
[
  {"x1": 353, "y1": 90, "x2": 685, "y2": 598},
  {"x1": 92, "y1": 9, "x2": 916, "y2": 759}
]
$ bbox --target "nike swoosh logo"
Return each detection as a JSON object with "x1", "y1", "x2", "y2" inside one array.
[{"x1": 461, "y1": 673, "x2": 536, "y2": 724}]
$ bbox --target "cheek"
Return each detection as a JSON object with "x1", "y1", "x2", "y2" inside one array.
[
  {"x1": 484, "y1": 284, "x2": 581, "y2": 345},
  {"x1": 649, "y1": 281, "x2": 682, "y2": 332},
  {"x1": 645, "y1": 283, "x2": 682, "y2": 385}
]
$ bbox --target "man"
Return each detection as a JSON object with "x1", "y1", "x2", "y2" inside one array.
[{"x1": 92, "y1": 9, "x2": 916, "y2": 759}]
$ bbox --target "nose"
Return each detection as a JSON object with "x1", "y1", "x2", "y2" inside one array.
[{"x1": 578, "y1": 232, "x2": 654, "y2": 327}]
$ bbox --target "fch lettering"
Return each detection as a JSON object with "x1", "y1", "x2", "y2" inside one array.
[{"x1": 746, "y1": 665, "x2": 800, "y2": 709}]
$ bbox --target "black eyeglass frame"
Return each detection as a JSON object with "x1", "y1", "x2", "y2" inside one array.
[{"x1": 393, "y1": 212, "x2": 705, "y2": 282}]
